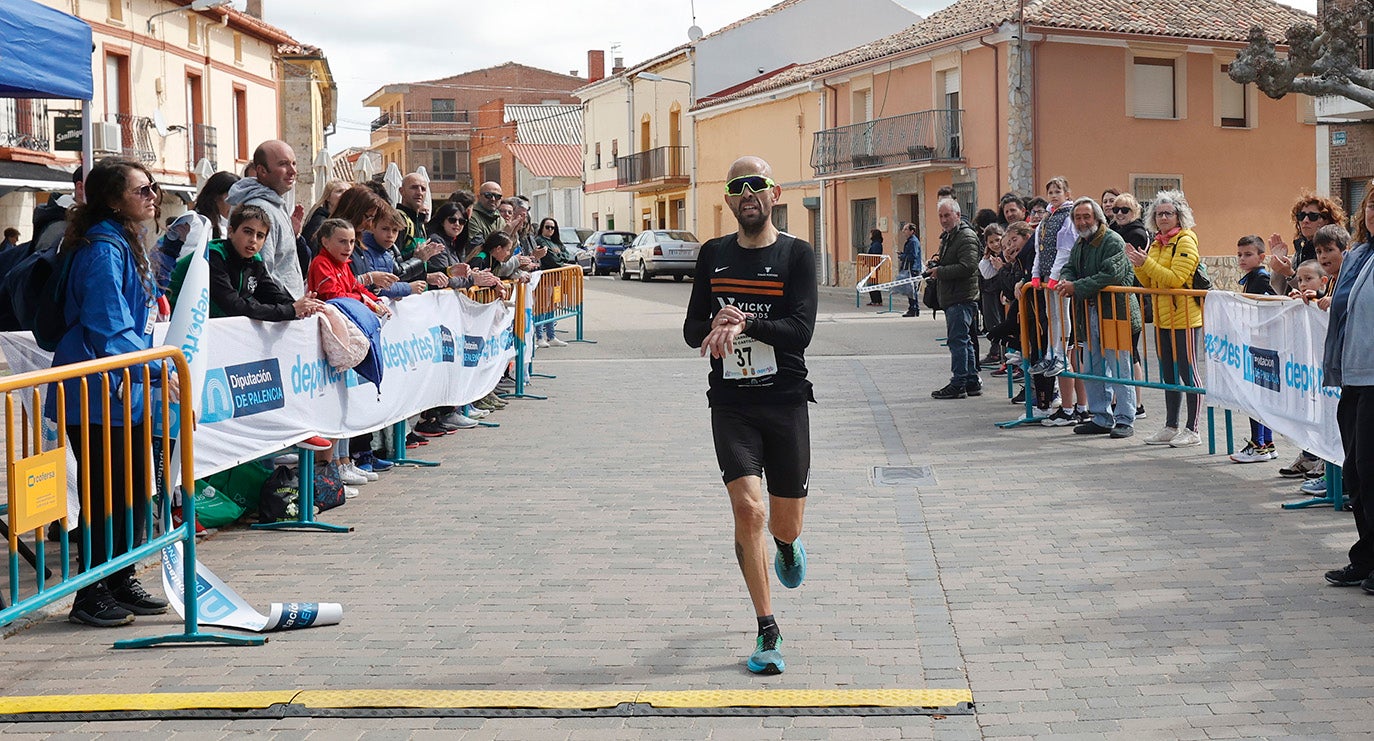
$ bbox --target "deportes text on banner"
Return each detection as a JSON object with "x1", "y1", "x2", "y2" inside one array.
[{"x1": 1203, "y1": 291, "x2": 1341, "y2": 464}]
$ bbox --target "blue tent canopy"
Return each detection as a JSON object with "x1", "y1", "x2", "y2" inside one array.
[{"x1": 0, "y1": 0, "x2": 93, "y2": 100}]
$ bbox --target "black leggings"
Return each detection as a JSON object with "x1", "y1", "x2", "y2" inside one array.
[
  {"x1": 67, "y1": 423, "x2": 150, "y2": 587},
  {"x1": 1156, "y1": 327, "x2": 1202, "y2": 431},
  {"x1": 1340, "y1": 386, "x2": 1374, "y2": 571}
]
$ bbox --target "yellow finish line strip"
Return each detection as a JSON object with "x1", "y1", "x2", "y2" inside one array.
[{"x1": 0, "y1": 688, "x2": 971, "y2": 714}]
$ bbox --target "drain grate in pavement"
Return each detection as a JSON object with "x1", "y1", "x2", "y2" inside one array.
[{"x1": 872, "y1": 465, "x2": 935, "y2": 487}]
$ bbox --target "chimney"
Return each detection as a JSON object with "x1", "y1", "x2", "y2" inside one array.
[
  {"x1": 587, "y1": 50, "x2": 606, "y2": 82},
  {"x1": 611, "y1": 57, "x2": 626, "y2": 75},
  {"x1": 245, "y1": 0, "x2": 263, "y2": 18}
]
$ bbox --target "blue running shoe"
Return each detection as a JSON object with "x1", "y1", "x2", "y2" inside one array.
[
  {"x1": 747, "y1": 633, "x2": 784, "y2": 675},
  {"x1": 774, "y1": 539, "x2": 806, "y2": 588},
  {"x1": 355, "y1": 450, "x2": 394, "y2": 473}
]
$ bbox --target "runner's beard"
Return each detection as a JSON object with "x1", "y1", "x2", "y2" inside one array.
[{"x1": 734, "y1": 204, "x2": 769, "y2": 237}]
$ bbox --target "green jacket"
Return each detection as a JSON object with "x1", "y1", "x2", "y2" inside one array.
[
  {"x1": 935, "y1": 221, "x2": 981, "y2": 307},
  {"x1": 1060, "y1": 224, "x2": 1141, "y2": 336}
]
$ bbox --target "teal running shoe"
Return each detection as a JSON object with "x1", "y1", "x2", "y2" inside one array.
[
  {"x1": 774, "y1": 539, "x2": 807, "y2": 588},
  {"x1": 747, "y1": 633, "x2": 784, "y2": 675}
]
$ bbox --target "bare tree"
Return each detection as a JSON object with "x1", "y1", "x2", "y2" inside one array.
[{"x1": 1229, "y1": 0, "x2": 1374, "y2": 108}]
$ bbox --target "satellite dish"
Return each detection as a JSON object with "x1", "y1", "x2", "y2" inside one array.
[
  {"x1": 688, "y1": 25, "x2": 703, "y2": 42},
  {"x1": 152, "y1": 110, "x2": 169, "y2": 137}
]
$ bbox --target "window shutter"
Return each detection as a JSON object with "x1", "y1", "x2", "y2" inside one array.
[
  {"x1": 942, "y1": 69, "x2": 960, "y2": 95},
  {"x1": 1219, "y1": 66, "x2": 1246, "y2": 126},
  {"x1": 1133, "y1": 59, "x2": 1175, "y2": 118}
]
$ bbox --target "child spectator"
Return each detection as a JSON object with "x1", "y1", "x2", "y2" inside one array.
[
  {"x1": 980, "y1": 223, "x2": 1007, "y2": 366},
  {"x1": 356, "y1": 206, "x2": 445, "y2": 301},
  {"x1": 308, "y1": 219, "x2": 388, "y2": 314},
  {"x1": 1230, "y1": 235, "x2": 1279, "y2": 463}
]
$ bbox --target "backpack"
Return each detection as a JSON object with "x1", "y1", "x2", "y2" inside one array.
[
  {"x1": 1168, "y1": 239, "x2": 1212, "y2": 291},
  {"x1": 5, "y1": 241, "x2": 77, "y2": 351}
]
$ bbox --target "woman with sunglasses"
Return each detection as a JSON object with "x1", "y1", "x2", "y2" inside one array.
[
  {"x1": 1269, "y1": 194, "x2": 1346, "y2": 295},
  {"x1": 424, "y1": 202, "x2": 479, "y2": 290},
  {"x1": 533, "y1": 217, "x2": 575, "y2": 347},
  {"x1": 47, "y1": 157, "x2": 169, "y2": 627}
]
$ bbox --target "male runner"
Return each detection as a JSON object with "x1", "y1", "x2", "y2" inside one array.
[{"x1": 683, "y1": 156, "x2": 818, "y2": 675}]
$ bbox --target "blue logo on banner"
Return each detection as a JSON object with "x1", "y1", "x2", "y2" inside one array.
[
  {"x1": 462, "y1": 335, "x2": 484, "y2": 367},
  {"x1": 431, "y1": 325, "x2": 456, "y2": 363},
  {"x1": 200, "y1": 359, "x2": 286, "y2": 421},
  {"x1": 1248, "y1": 347, "x2": 1281, "y2": 392}
]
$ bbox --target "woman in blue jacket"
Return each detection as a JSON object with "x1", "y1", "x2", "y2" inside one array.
[{"x1": 49, "y1": 157, "x2": 169, "y2": 627}]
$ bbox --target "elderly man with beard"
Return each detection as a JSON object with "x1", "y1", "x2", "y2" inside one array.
[
  {"x1": 1056, "y1": 197, "x2": 1140, "y2": 438},
  {"x1": 683, "y1": 155, "x2": 817, "y2": 676}
]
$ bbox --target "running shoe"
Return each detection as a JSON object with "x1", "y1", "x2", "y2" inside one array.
[
  {"x1": 1300, "y1": 477, "x2": 1327, "y2": 496},
  {"x1": 413, "y1": 420, "x2": 449, "y2": 437},
  {"x1": 406, "y1": 432, "x2": 429, "y2": 447},
  {"x1": 296, "y1": 435, "x2": 333, "y2": 452},
  {"x1": 1144, "y1": 426, "x2": 1178, "y2": 445},
  {"x1": 548, "y1": 337, "x2": 569, "y2": 347},
  {"x1": 110, "y1": 576, "x2": 169, "y2": 615},
  {"x1": 1169, "y1": 429, "x2": 1202, "y2": 448},
  {"x1": 1041, "y1": 408, "x2": 1075, "y2": 427},
  {"x1": 747, "y1": 633, "x2": 785, "y2": 675},
  {"x1": 775, "y1": 539, "x2": 807, "y2": 589},
  {"x1": 355, "y1": 450, "x2": 394, "y2": 473},
  {"x1": 1042, "y1": 356, "x2": 1068, "y2": 377},
  {"x1": 1230, "y1": 440, "x2": 1276, "y2": 463}
]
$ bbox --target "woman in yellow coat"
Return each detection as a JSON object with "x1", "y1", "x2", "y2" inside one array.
[{"x1": 1126, "y1": 190, "x2": 1204, "y2": 448}]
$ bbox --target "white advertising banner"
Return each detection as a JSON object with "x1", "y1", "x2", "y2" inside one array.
[
  {"x1": 1203, "y1": 291, "x2": 1341, "y2": 464},
  {"x1": 161, "y1": 542, "x2": 343, "y2": 632},
  {"x1": 0, "y1": 290, "x2": 515, "y2": 479}
]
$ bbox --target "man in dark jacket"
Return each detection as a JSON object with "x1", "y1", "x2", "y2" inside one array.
[{"x1": 929, "y1": 198, "x2": 982, "y2": 399}]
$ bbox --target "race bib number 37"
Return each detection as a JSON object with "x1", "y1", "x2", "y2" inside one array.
[{"x1": 723, "y1": 335, "x2": 777, "y2": 380}]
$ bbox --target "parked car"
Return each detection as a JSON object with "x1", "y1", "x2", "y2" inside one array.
[
  {"x1": 620, "y1": 230, "x2": 701, "y2": 282},
  {"x1": 583, "y1": 230, "x2": 637, "y2": 276},
  {"x1": 558, "y1": 227, "x2": 593, "y2": 274}
]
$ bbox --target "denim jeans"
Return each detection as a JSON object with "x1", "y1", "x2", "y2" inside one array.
[
  {"x1": 944, "y1": 300, "x2": 978, "y2": 386},
  {"x1": 1081, "y1": 311, "x2": 1136, "y2": 427},
  {"x1": 535, "y1": 321, "x2": 556, "y2": 340}
]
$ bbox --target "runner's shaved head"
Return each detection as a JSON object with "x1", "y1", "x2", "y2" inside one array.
[{"x1": 727, "y1": 156, "x2": 773, "y2": 181}]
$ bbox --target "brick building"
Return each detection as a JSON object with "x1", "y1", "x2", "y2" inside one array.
[{"x1": 363, "y1": 63, "x2": 584, "y2": 199}]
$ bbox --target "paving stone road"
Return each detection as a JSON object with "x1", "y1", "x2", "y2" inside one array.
[{"x1": 1, "y1": 277, "x2": 1369, "y2": 740}]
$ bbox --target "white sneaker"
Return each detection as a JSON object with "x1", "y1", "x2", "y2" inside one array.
[
  {"x1": 465, "y1": 405, "x2": 489, "y2": 419},
  {"x1": 1169, "y1": 429, "x2": 1202, "y2": 448},
  {"x1": 535, "y1": 338, "x2": 550, "y2": 348},
  {"x1": 1144, "y1": 426, "x2": 1178, "y2": 445},
  {"x1": 548, "y1": 337, "x2": 568, "y2": 347},
  {"x1": 346, "y1": 460, "x2": 378, "y2": 482},
  {"x1": 338, "y1": 464, "x2": 369, "y2": 486},
  {"x1": 1230, "y1": 441, "x2": 1276, "y2": 463},
  {"x1": 272, "y1": 453, "x2": 299, "y2": 466},
  {"x1": 343, "y1": 485, "x2": 360, "y2": 499}
]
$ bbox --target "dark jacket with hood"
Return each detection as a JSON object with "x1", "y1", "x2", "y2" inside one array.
[{"x1": 168, "y1": 239, "x2": 297, "y2": 321}]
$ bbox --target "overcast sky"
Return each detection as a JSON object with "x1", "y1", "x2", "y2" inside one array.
[{"x1": 264, "y1": 0, "x2": 1318, "y2": 153}]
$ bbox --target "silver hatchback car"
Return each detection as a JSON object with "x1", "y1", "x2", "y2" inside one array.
[{"x1": 619, "y1": 230, "x2": 701, "y2": 282}]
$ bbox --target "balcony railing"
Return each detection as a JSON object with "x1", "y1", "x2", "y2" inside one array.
[
  {"x1": 370, "y1": 110, "x2": 472, "y2": 133},
  {"x1": 113, "y1": 113, "x2": 156, "y2": 165},
  {"x1": 1, "y1": 99, "x2": 50, "y2": 152},
  {"x1": 811, "y1": 109, "x2": 963, "y2": 178},
  {"x1": 616, "y1": 146, "x2": 688, "y2": 190},
  {"x1": 189, "y1": 123, "x2": 218, "y2": 170}
]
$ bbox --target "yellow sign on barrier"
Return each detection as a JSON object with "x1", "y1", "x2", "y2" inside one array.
[{"x1": 8, "y1": 446, "x2": 66, "y2": 534}]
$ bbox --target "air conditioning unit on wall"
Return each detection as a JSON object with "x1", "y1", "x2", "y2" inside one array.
[{"x1": 91, "y1": 122, "x2": 122, "y2": 153}]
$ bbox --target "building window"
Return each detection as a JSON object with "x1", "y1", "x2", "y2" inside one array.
[
  {"x1": 187, "y1": 18, "x2": 199, "y2": 48},
  {"x1": 610, "y1": 139, "x2": 618, "y2": 168},
  {"x1": 771, "y1": 204, "x2": 789, "y2": 233},
  {"x1": 951, "y1": 182, "x2": 976, "y2": 221},
  {"x1": 233, "y1": 32, "x2": 243, "y2": 64},
  {"x1": 431, "y1": 150, "x2": 459, "y2": 181},
  {"x1": 592, "y1": 212, "x2": 600, "y2": 231},
  {"x1": 594, "y1": 142, "x2": 601, "y2": 169},
  {"x1": 481, "y1": 159, "x2": 500, "y2": 184},
  {"x1": 1133, "y1": 57, "x2": 1177, "y2": 118},
  {"x1": 1130, "y1": 175, "x2": 1183, "y2": 208},
  {"x1": 1218, "y1": 64, "x2": 1249, "y2": 128},
  {"x1": 1345, "y1": 178, "x2": 1370, "y2": 219},
  {"x1": 937, "y1": 68, "x2": 962, "y2": 156},
  {"x1": 232, "y1": 86, "x2": 248, "y2": 161},
  {"x1": 107, "y1": 0, "x2": 123, "y2": 22},
  {"x1": 431, "y1": 98, "x2": 456, "y2": 123},
  {"x1": 103, "y1": 52, "x2": 130, "y2": 118},
  {"x1": 851, "y1": 198, "x2": 876, "y2": 253}
]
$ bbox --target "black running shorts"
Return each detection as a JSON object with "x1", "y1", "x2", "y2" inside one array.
[{"x1": 711, "y1": 402, "x2": 811, "y2": 498}]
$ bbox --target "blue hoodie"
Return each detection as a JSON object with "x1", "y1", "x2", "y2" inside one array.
[
  {"x1": 45, "y1": 219, "x2": 155, "y2": 426},
  {"x1": 355, "y1": 232, "x2": 413, "y2": 301}
]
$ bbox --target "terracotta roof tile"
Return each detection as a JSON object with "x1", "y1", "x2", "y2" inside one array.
[{"x1": 698, "y1": 0, "x2": 1313, "y2": 109}]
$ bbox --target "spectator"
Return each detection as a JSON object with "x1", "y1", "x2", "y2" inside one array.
[
  {"x1": 999, "y1": 193, "x2": 1026, "y2": 226},
  {"x1": 928, "y1": 199, "x2": 981, "y2": 399},
  {"x1": 898, "y1": 222, "x2": 922, "y2": 317},
  {"x1": 985, "y1": 221, "x2": 1037, "y2": 401},
  {"x1": 979, "y1": 223, "x2": 1007, "y2": 366},
  {"x1": 1229, "y1": 235, "x2": 1279, "y2": 463},
  {"x1": 31, "y1": 166, "x2": 85, "y2": 254},
  {"x1": 1109, "y1": 192, "x2": 1150, "y2": 418},
  {"x1": 307, "y1": 218, "x2": 386, "y2": 313},
  {"x1": 1321, "y1": 189, "x2": 1374, "y2": 594},
  {"x1": 1026, "y1": 197, "x2": 1049, "y2": 226},
  {"x1": 468, "y1": 182, "x2": 506, "y2": 252},
  {"x1": 534, "y1": 216, "x2": 573, "y2": 348},
  {"x1": 48, "y1": 157, "x2": 168, "y2": 627},
  {"x1": 226, "y1": 140, "x2": 307, "y2": 297},
  {"x1": 972, "y1": 208, "x2": 999, "y2": 232},
  {"x1": 356, "y1": 206, "x2": 444, "y2": 303},
  {"x1": 1269, "y1": 193, "x2": 1346, "y2": 295},
  {"x1": 302, "y1": 179, "x2": 348, "y2": 248},
  {"x1": 1100, "y1": 188, "x2": 1120, "y2": 215},
  {"x1": 331, "y1": 185, "x2": 386, "y2": 235},
  {"x1": 1029, "y1": 176, "x2": 1085, "y2": 427},
  {"x1": 1291, "y1": 226, "x2": 1353, "y2": 498},
  {"x1": 153, "y1": 171, "x2": 241, "y2": 293},
  {"x1": 865, "y1": 228, "x2": 884, "y2": 306},
  {"x1": 1290, "y1": 260, "x2": 1331, "y2": 306},
  {"x1": 1, "y1": 227, "x2": 18, "y2": 249},
  {"x1": 1127, "y1": 189, "x2": 1204, "y2": 448},
  {"x1": 1057, "y1": 197, "x2": 1139, "y2": 438},
  {"x1": 396, "y1": 173, "x2": 431, "y2": 252},
  {"x1": 424, "y1": 202, "x2": 479, "y2": 289}
]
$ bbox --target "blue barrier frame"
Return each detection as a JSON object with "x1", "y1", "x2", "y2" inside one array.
[{"x1": 249, "y1": 449, "x2": 352, "y2": 534}]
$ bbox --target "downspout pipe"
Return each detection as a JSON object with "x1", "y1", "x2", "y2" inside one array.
[
  {"x1": 822, "y1": 79, "x2": 839, "y2": 285},
  {"x1": 978, "y1": 29, "x2": 1002, "y2": 196}
]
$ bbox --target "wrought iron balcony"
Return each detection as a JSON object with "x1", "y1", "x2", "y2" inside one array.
[
  {"x1": 811, "y1": 109, "x2": 963, "y2": 178},
  {"x1": 1, "y1": 99, "x2": 50, "y2": 152},
  {"x1": 113, "y1": 113, "x2": 156, "y2": 165},
  {"x1": 189, "y1": 123, "x2": 217, "y2": 170},
  {"x1": 616, "y1": 145, "x2": 688, "y2": 191},
  {"x1": 370, "y1": 110, "x2": 472, "y2": 133}
]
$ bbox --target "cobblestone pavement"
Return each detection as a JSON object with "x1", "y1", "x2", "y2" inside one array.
[{"x1": 1, "y1": 279, "x2": 1368, "y2": 740}]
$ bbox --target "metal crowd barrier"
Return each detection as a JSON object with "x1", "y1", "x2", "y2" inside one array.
[
  {"x1": 997, "y1": 284, "x2": 1344, "y2": 511},
  {"x1": 506, "y1": 267, "x2": 592, "y2": 400},
  {"x1": 0, "y1": 346, "x2": 262, "y2": 648},
  {"x1": 855, "y1": 253, "x2": 898, "y2": 312}
]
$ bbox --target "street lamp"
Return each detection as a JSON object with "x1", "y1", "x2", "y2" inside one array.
[{"x1": 148, "y1": 0, "x2": 235, "y2": 32}]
